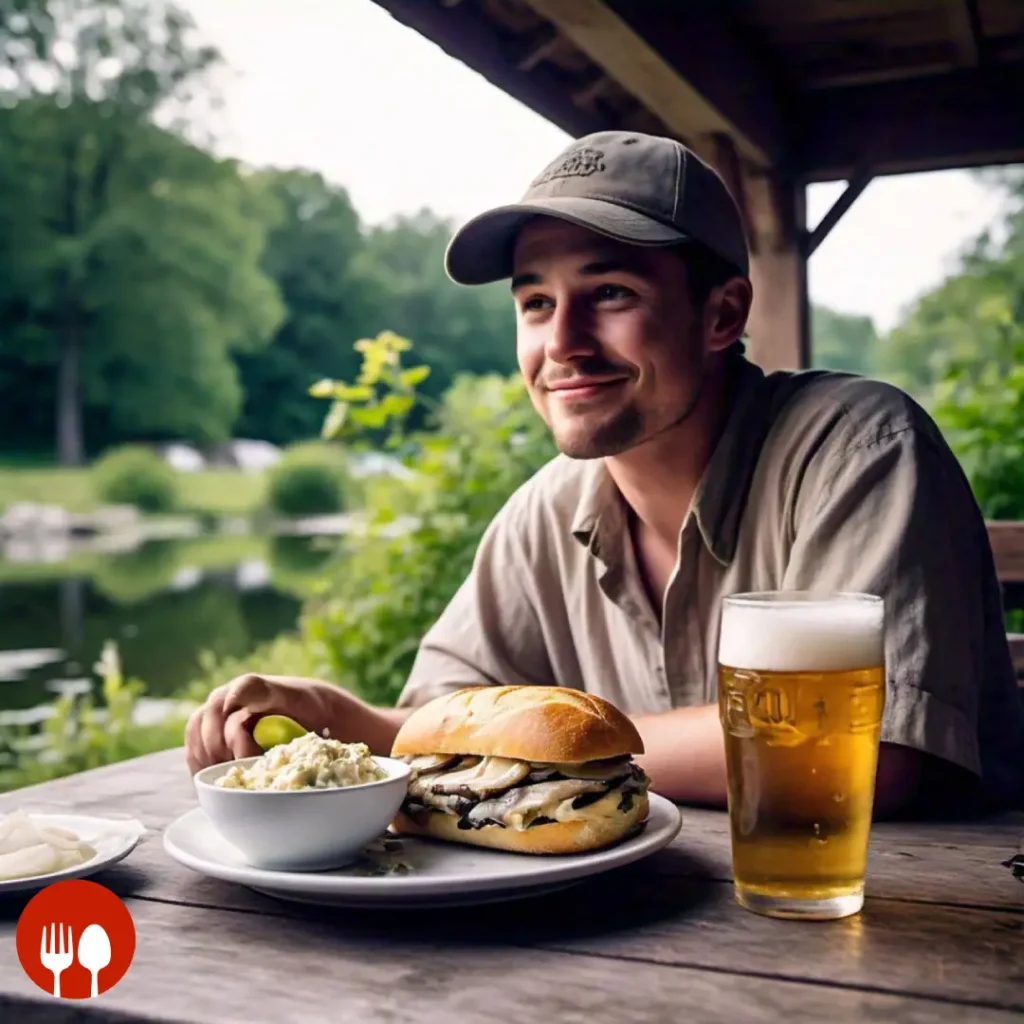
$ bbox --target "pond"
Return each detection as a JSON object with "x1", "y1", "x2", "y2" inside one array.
[{"x1": 0, "y1": 531, "x2": 340, "y2": 737}]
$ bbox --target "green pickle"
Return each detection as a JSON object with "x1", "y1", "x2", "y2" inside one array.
[{"x1": 252, "y1": 714, "x2": 308, "y2": 751}]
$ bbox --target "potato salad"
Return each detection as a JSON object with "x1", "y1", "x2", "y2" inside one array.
[{"x1": 215, "y1": 733, "x2": 386, "y2": 791}]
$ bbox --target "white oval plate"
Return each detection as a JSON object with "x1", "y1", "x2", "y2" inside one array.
[
  {"x1": 0, "y1": 812, "x2": 147, "y2": 895},
  {"x1": 163, "y1": 793, "x2": 682, "y2": 908}
]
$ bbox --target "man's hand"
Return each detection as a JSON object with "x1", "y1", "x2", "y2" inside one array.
[{"x1": 184, "y1": 674, "x2": 412, "y2": 775}]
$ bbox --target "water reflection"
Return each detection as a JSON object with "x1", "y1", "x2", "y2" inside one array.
[{"x1": 0, "y1": 533, "x2": 338, "y2": 721}]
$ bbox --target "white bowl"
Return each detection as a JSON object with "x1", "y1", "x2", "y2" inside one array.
[{"x1": 193, "y1": 755, "x2": 411, "y2": 871}]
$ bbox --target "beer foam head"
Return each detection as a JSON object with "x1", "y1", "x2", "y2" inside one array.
[{"x1": 718, "y1": 593, "x2": 884, "y2": 673}]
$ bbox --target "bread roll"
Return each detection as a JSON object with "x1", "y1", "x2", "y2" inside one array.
[{"x1": 390, "y1": 685, "x2": 644, "y2": 763}]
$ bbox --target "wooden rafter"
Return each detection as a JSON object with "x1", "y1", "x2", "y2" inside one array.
[
  {"x1": 516, "y1": 28, "x2": 565, "y2": 71},
  {"x1": 944, "y1": 0, "x2": 985, "y2": 66},
  {"x1": 369, "y1": 0, "x2": 1024, "y2": 183},
  {"x1": 519, "y1": 0, "x2": 781, "y2": 169},
  {"x1": 800, "y1": 64, "x2": 1024, "y2": 179}
]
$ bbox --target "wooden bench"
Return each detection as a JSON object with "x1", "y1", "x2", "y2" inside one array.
[{"x1": 987, "y1": 521, "x2": 1024, "y2": 684}]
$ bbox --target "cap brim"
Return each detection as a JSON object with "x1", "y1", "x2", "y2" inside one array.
[{"x1": 444, "y1": 196, "x2": 688, "y2": 286}]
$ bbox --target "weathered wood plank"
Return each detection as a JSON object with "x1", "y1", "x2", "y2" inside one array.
[
  {"x1": 1, "y1": 897, "x2": 1020, "y2": 1024},
  {"x1": 39, "y1": 846, "x2": 1020, "y2": 1012},
  {"x1": 988, "y1": 521, "x2": 1024, "y2": 584},
  {"x1": 1007, "y1": 633, "x2": 1024, "y2": 682}
]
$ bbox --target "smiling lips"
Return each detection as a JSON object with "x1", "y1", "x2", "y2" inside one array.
[{"x1": 546, "y1": 376, "x2": 628, "y2": 401}]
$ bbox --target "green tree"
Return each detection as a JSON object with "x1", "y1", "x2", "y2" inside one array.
[
  {"x1": 0, "y1": 0, "x2": 283, "y2": 462},
  {"x1": 352, "y1": 209, "x2": 519, "y2": 412},
  {"x1": 811, "y1": 305, "x2": 878, "y2": 376},
  {"x1": 878, "y1": 171, "x2": 1024, "y2": 401},
  {"x1": 233, "y1": 195, "x2": 521, "y2": 447},
  {"x1": 233, "y1": 169, "x2": 377, "y2": 445},
  {"x1": 878, "y1": 170, "x2": 1024, "y2": 517}
]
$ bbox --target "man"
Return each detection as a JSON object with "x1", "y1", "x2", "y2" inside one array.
[{"x1": 186, "y1": 131, "x2": 1024, "y2": 814}]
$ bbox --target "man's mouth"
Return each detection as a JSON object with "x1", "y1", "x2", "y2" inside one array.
[{"x1": 546, "y1": 376, "x2": 629, "y2": 401}]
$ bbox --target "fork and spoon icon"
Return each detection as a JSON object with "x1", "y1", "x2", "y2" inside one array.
[{"x1": 39, "y1": 922, "x2": 111, "y2": 998}]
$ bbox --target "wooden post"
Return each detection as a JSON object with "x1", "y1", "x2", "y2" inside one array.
[
  {"x1": 742, "y1": 170, "x2": 809, "y2": 372},
  {"x1": 693, "y1": 135, "x2": 809, "y2": 371}
]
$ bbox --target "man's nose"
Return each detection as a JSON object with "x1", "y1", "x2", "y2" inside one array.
[{"x1": 545, "y1": 302, "x2": 596, "y2": 364}]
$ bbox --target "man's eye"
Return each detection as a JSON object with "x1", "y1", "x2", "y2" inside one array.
[
  {"x1": 594, "y1": 284, "x2": 634, "y2": 302},
  {"x1": 521, "y1": 295, "x2": 551, "y2": 312}
]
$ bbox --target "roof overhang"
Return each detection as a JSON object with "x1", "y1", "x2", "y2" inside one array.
[{"x1": 371, "y1": 0, "x2": 1024, "y2": 182}]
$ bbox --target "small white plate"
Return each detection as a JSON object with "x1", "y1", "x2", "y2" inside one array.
[
  {"x1": 0, "y1": 813, "x2": 147, "y2": 895},
  {"x1": 163, "y1": 793, "x2": 683, "y2": 908}
]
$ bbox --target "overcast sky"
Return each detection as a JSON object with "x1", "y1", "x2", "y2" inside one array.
[{"x1": 179, "y1": 0, "x2": 1012, "y2": 334}]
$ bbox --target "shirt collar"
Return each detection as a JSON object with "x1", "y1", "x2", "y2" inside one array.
[{"x1": 570, "y1": 357, "x2": 772, "y2": 566}]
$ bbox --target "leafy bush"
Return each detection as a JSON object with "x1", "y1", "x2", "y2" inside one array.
[
  {"x1": 92, "y1": 445, "x2": 179, "y2": 513},
  {"x1": 266, "y1": 442, "x2": 348, "y2": 517},
  {"x1": 930, "y1": 318, "x2": 1024, "y2": 520},
  {"x1": 303, "y1": 331, "x2": 557, "y2": 707}
]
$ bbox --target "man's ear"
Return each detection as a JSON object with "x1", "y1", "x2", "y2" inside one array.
[{"x1": 705, "y1": 276, "x2": 753, "y2": 354}]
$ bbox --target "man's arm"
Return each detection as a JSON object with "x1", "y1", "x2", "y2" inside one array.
[
  {"x1": 632, "y1": 704, "x2": 726, "y2": 806},
  {"x1": 774, "y1": 407, "x2": 1018, "y2": 816},
  {"x1": 630, "y1": 704, "x2": 924, "y2": 816}
]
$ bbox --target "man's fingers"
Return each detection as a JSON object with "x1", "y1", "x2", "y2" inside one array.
[
  {"x1": 184, "y1": 676, "x2": 303, "y2": 775},
  {"x1": 221, "y1": 674, "x2": 276, "y2": 717},
  {"x1": 200, "y1": 691, "x2": 233, "y2": 768},
  {"x1": 185, "y1": 707, "x2": 209, "y2": 775},
  {"x1": 224, "y1": 708, "x2": 262, "y2": 760}
]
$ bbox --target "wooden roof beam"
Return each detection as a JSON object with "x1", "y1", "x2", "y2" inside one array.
[
  {"x1": 804, "y1": 167, "x2": 874, "y2": 257},
  {"x1": 945, "y1": 0, "x2": 985, "y2": 66},
  {"x1": 798, "y1": 65, "x2": 1024, "y2": 180},
  {"x1": 516, "y1": 27, "x2": 565, "y2": 72},
  {"x1": 520, "y1": 0, "x2": 789, "y2": 170}
]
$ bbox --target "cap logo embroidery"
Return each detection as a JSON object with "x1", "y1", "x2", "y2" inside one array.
[{"x1": 531, "y1": 146, "x2": 606, "y2": 187}]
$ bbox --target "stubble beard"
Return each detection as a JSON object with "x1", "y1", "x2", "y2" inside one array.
[{"x1": 551, "y1": 401, "x2": 646, "y2": 459}]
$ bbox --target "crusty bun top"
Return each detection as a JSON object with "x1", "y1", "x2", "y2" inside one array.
[{"x1": 390, "y1": 685, "x2": 644, "y2": 763}]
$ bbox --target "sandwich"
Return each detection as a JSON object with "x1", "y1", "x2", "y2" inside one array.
[{"x1": 389, "y1": 685, "x2": 650, "y2": 854}]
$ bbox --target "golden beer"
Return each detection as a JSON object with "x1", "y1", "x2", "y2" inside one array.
[{"x1": 718, "y1": 593, "x2": 885, "y2": 920}]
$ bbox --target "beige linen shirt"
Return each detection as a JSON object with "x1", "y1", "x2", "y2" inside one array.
[{"x1": 397, "y1": 358, "x2": 1024, "y2": 807}]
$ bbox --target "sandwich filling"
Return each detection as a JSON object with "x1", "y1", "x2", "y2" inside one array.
[{"x1": 396, "y1": 753, "x2": 649, "y2": 832}]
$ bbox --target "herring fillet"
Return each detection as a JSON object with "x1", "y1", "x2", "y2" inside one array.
[{"x1": 0, "y1": 810, "x2": 95, "y2": 880}]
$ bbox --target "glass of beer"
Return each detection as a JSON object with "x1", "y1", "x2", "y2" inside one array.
[{"x1": 717, "y1": 591, "x2": 885, "y2": 921}]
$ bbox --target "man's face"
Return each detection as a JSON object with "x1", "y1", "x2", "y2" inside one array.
[{"x1": 511, "y1": 218, "x2": 710, "y2": 459}]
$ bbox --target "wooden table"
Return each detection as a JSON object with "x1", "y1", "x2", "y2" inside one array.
[{"x1": 1, "y1": 749, "x2": 1022, "y2": 1023}]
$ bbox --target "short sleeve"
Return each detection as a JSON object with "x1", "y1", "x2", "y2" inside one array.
[
  {"x1": 395, "y1": 503, "x2": 556, "y2": 709},
  {"x1": 781, "y1": 424, "x2": 1014, "y2": 783}
]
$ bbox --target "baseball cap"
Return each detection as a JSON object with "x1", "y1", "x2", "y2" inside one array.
[{"x1": 445, "y1": 131, "x2": 750, "y2": 286}]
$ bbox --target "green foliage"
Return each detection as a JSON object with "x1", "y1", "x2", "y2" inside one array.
[
  {"x1": 300, "y1": 331, "x2": 556, "y2": 707},
  {"x1": 266, "y1": 441, "x2": 348, "y2": 517},
  {"x1": 92, "y1": 444, "x2": 179, "y2": 512},
  {"x1": 230, "y1": 191, "x2": 521, "y2": 450},
  {"x1": 930, "y1": 326, "x2": 1024, "y2": 520},
  {"x1": 811, "y1": 305, "x2": 879, "y2": 376},
  {"x1": 233, "y1": 169, "x2": 376, "y2": 445},
  {"x1": 0, "y1": 641, "x2": 190, "y2": 791},
  {"x1": 879, "y1": 173, "x2": 1024, "y2": 518},
  {"x1": 344, "y1": 210, "x2": 518, "y2": 418},
  {"x1": 0, "y1": 0, "x2": 284, "y2": 462}
]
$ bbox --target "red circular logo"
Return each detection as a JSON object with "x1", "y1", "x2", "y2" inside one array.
[{"x1": 16, "y1": 879, "x2": 135, "y2": 999}]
